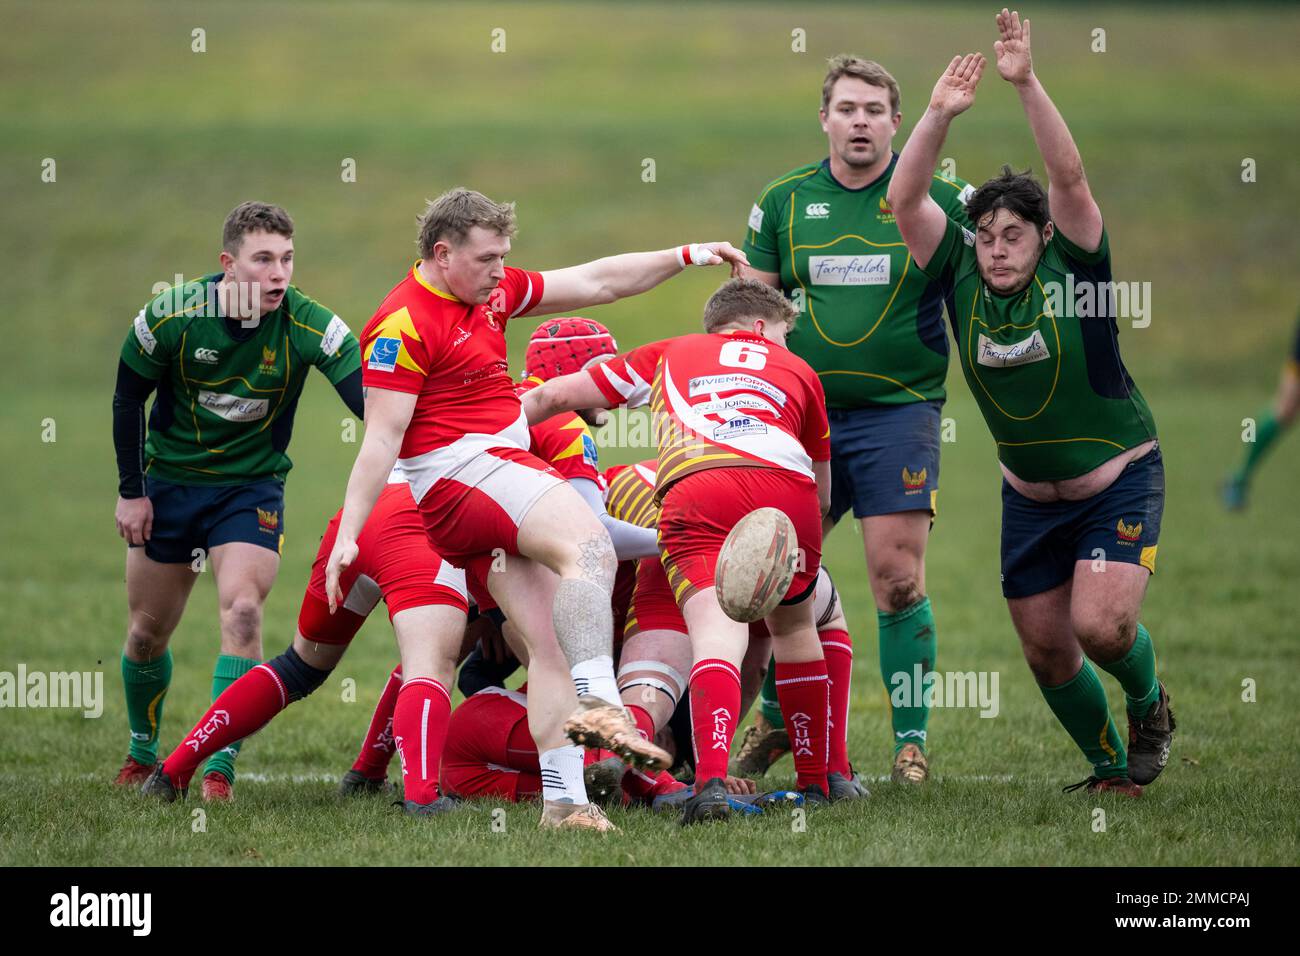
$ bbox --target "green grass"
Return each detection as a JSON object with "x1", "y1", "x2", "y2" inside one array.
[{"x1": 2, "y1": 1, "x2": 1299, "y2": 865}]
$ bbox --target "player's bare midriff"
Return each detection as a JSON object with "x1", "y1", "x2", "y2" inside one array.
[{"x1": 1001, "y1": 438, "x2": 1158, "y2": 503}]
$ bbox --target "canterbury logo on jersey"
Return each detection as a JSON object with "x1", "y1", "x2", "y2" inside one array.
[
  {"x1": 805, "y1": 202, "x2": 830, "y2": 219},
  {"x1": 193, "y1": 347, "x2": 220, "y2": 364},
  {"x1": 976, "y1": 330, "x2": 1050, "y2": 368}
]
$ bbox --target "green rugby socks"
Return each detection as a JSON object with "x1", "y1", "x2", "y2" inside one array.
[
  {"x1": 758, "y1": 659, "x2": 783, "y2": 726},
  {"x1": 1234, "y1": 411, "x2": 1281, "y2": 486},
  {"x1": 122, "y1": 649, "x2": 173, "y2": 764},
  {"x1": 1096, "y1": 623, "x2": 1160, "y2": 717},
  {"x1": 1039, "y1": 660, "x2": 1127, "y2": 778},
  {"x1": 878, "y1": 596, "x2": 937, "y2": 753},
  {"x1": 202, "y1": 653, "x2": 260, "y2": 783}
]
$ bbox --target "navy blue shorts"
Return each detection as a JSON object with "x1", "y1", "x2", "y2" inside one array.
[
  {"x1": 133, "y1": 476, "x2": 285, "y2": 564},
  {"x1": 828, "y1": 400, "x2": 942, "y2": 523},
  {"x1": 1000, "y1": 445, "x2": 1164, "y2": 599}
]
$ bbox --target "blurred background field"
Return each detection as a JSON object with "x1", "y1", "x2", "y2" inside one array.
[{"x1": 1, "y1": 1, "x2": 1297, "y2": 865}]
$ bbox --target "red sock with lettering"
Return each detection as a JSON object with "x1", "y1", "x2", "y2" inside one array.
[
  {"x1": 688, "y1": 659, "x2": 741, "y2": 785},
  {"x1": 818, "y1": 629, "x2": 853, "y2": 777},
  {"x1": 351, "y1": 665, "x2": 402, "y2": 778},
  {"x1": 162, "y1": 664, "x2": 287, "y2": 788},
  {"x1": 393, "y1": 677, "x2": 452, "y2": 805},
  {"x1": 774, "y1": 658, "x2": 830, "y2": 793}
]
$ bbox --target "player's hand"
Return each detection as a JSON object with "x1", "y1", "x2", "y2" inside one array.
[
  {"x1": 723, "y1": 774, "x2": 757, "y2": 795},
  {"x1": 324, "y1": 536, "x2": 358, "y2": 614},
  {"x1": 928, "y1": 53, "x2": 986, "y2": 119},
  {"x1": 697, "y1": 241, "x2": 750, "y2": 278},
  {"x1": 994, "y1": 8, "x2": 1033, "y2": 86},
  {"x1": 115, "y1": 496, "x2": 153, "y2": 546}
]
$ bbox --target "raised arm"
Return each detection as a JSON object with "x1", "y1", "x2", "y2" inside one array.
[
  {"x1": 994, "y1": 8, "x2": 1102, "y2": 251},
  {"x1": 535, "y1": 242, "x2": 748, "y2": 314},
  {"x1": 888, "y1": 54, "x2": 986, "y2": 270}
]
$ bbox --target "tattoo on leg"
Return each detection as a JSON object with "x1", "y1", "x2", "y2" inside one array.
[
  {"x1": 575, "y1": 532, "x2": 616, "y2": 594},
  {"x1": 553, "y1": 578, "x2": 613, "y2": 667}
]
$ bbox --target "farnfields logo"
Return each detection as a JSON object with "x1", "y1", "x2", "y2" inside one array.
[
  {"x1": 0, "y1": 666, "x2": 102, "y2": 717},
  {"x1": 50, "y1": 886, "x2": 151, "y2": 936},
  {"x1": 890, "y1": 666, "x2": 999, "y2": 718}
]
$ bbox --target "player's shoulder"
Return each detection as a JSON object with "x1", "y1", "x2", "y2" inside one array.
[
  {"x1": 928, "y1": 170, "x2": 976, "y2": 210},
  {"x1": 139, "y1": 274, "x2": 216, "y2": 328},
  {"x1": 755, "y1": 161, "x2": 825, "y2": 207}
]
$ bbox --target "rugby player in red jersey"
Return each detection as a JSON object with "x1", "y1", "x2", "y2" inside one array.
[
  {"x1": 325, "y1": 196, "x2": 747, "y2": 830},
  {"x1": 141, "y1": 478, "x2": 471, "y2": 815},
  {"x1": 523, "y1": 278, "x2": 835, "y2": 823}
]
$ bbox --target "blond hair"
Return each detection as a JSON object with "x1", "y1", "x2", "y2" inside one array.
[
  {"x1": 416, "y1": 187, "x2": 517, "y2": 257},
  {"x1": 702, "y1": 279, "x2": 798, "y2": 333}
]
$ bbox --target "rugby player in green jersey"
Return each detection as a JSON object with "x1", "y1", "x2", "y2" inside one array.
[
  {"x1": 1222, "y1": 309, "x2": 1300, "y2": 510},
  {"x1": 111, "y1": 202, "x2": 363, "y2": 799},
  {"x1": 739, "y1": 56, "x2": 974, "y2": 787},
  {"x1": 889, "y1": 10, "x2": 1174, "y2": 795}
]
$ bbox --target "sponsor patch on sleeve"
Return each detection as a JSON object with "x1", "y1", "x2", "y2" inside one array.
[
  {"x1": 748, "y1": 204, "x2": 764, "y2": 233},
  {"x1": 366, "y1": 336, "x2": 401, "y2": 372},
  {"x1": 961, "y1": 226, "x2": 976, "y2": 247},
  {"x1": 133, "y1": 309, "x2": 157, "y2": 354},
  {"x1": 321, "y1": 315, "x2": 351, "y2": 357},
  {"x1": 957, "y1": 184, "x2": 975, "y2": 206}
]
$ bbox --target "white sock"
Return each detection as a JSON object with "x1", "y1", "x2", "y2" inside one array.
[
  {"x1": 539, "y1": 744, "x2": 587, "y2": 805},
  {"x1": 570, "y1": 655, "x2": 622, "y2": 707}
]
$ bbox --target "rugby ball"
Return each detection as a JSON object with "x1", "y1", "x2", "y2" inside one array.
[{"x1": 715, "y1": 507, "x2": 799, "y2": 623}]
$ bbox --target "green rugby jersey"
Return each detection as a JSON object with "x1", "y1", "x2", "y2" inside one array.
[
  {"x1": 743, "y1": 155, "x2": 972, "y2": 408},
  {"x1": 916, "y1": 219, "x2": 1157, "y2": 482},
  {"x1": 119, "y1": 274, "x2": 360, "y2": 484}
]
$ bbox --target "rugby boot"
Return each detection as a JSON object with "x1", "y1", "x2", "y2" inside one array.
[
  {"x1": 728, "y1": 713, "x2": 790, "y2": 777},
  {"x1": 563, "y1": 694, "x2": 670, "y2": 771},
  {"x1": 1127, "y1": 683, "x2": 1176, "y2": 785},
  {"x1": 200, "y1": 771, "x2": 233, "y2": 802},
  {"x1": 140, "y1": 764, "x2": 185, "y2": 802},
  {"x1": 114, "y1": 755, "x2": 154, "y2": 788},
  {"x1": 891, "y1": 743, "x2": 929, "y2": 784},
  {"x1": 538, "y1": 801, "x2": 619, "y2": 832},
  {"x1": 1063, "y1": 775, "x2": 1143, "y2": 798},
  {"x1": 679, "y1": 776, "x2": 731, "y2": 826},
  {"x1": 338, "y1": 769, "x2": 391, "y2": 797}
]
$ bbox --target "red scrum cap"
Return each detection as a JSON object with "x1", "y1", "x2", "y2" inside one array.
[{"x1": 524, "y1": 317, "x2": 618, "y2": 381}]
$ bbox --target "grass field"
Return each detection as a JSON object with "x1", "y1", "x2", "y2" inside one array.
[{"x1": 1, "y1": 1, "x2": 1298, "y2": 866}]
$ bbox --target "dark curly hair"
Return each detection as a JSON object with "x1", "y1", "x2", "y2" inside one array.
[{"x1": 966, "y1": 165, "x2": 1050, "y2": 231}]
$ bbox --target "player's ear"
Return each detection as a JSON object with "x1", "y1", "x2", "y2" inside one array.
[
  {"x1": 891, "y1": 111, "x2": 902, "y2": 134},
  {"x1": 219, "y1": 249, "x2": 235, "y2": 278},
  {"x1": 1042, "y1": 220, "x2": 1055, "y2": 244}
]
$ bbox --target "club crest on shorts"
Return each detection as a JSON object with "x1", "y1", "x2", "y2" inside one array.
[
  {"x1": 1116, "y1": 518, "x2": 1142, "y2": 543},
  {"x1": 902, "y1": 466, "x2": 928, "y2": 493},
  {"x1": 257, "y1": 507, "x2": 279, "y2": 533}
]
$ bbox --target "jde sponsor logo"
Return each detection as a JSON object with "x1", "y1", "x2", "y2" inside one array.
[
  {"x1": 197, "y1": 391, "x2": 270, "y2": 422},
  {"x1": 808, "y1": 254, "x2": 890, "y2": 286},
  {"x1": 50, "y1": 886, "x2": 151, "y2": 936},
  {"x1": 975, "y1": 330, "x2": 1051, "y2": 368},
  {"x1": 712, "y1": 416, "x2": 768, "y2": 441}
]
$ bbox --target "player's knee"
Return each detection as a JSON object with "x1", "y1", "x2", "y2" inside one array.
[
  {"x1": 1072, "y1": 609, "x2": 1134, "y2": 659},
  {"x1": 875, "y1": 571, "x2": 923, "y2": 614},
  {"x1": 266, "y1": 645, "x2": 333, "y2": 703},
  {"x1": 1022, "y1": 642, "x2": 1077, "y2": 686},
  {"x1": 562, "y1": 527, "x2": 616, "y2": 591},
  {"x1": 124, "y1": 624, "x2": 169, "y2": 661},
  {"x1": 221, "y1": 595, "x2": 264, "y2": 644},
  {"x1": 813, "y1": 566, "x2": 845, "y2": 630}
]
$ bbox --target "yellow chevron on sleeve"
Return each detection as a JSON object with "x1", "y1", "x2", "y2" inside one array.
[{"x1": 364, "y1": 306, "x2": 426, "y2": 375}]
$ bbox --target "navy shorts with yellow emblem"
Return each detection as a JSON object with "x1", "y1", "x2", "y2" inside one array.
[
  {"x1": 134, "y1": 475, "x2": 285, "y2": 564},
  {"x1": 827, "y1": 400, "x2": 942, "y2": 522},
  {"x1": 1000, "y1": 445, "x2": 1164, "y2": 599}
]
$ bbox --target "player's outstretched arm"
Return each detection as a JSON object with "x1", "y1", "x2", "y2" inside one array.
[
  {"x1": 521, "y1": 370, "x2": 612, "y2": 425},
  {"x1": 995, "y1": 8, "x2": 1102, "y2": 251},
  {"x1": 324, "y1": 387, "x2": 417, "y2": 610},
  {"x1": 535, "y1": 242, "x2": 749, "y2": 314},
  {"x1": 888, "y1": 53, "x2": 985, "y2": 271}
]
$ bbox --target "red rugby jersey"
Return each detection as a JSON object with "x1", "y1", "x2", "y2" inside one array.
[
  {"x1": 602, "y1": 459, "x2": 659, "y2": 530},
  {"x1": 516, "y1": 378, "x2": 603, "y2": 487},
  {"x1": 589, "y1": 331, "x2": 830, "y2": 497},
  {"x1": 359, "y1": 264, "x2": 544, "y2": 502}
]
